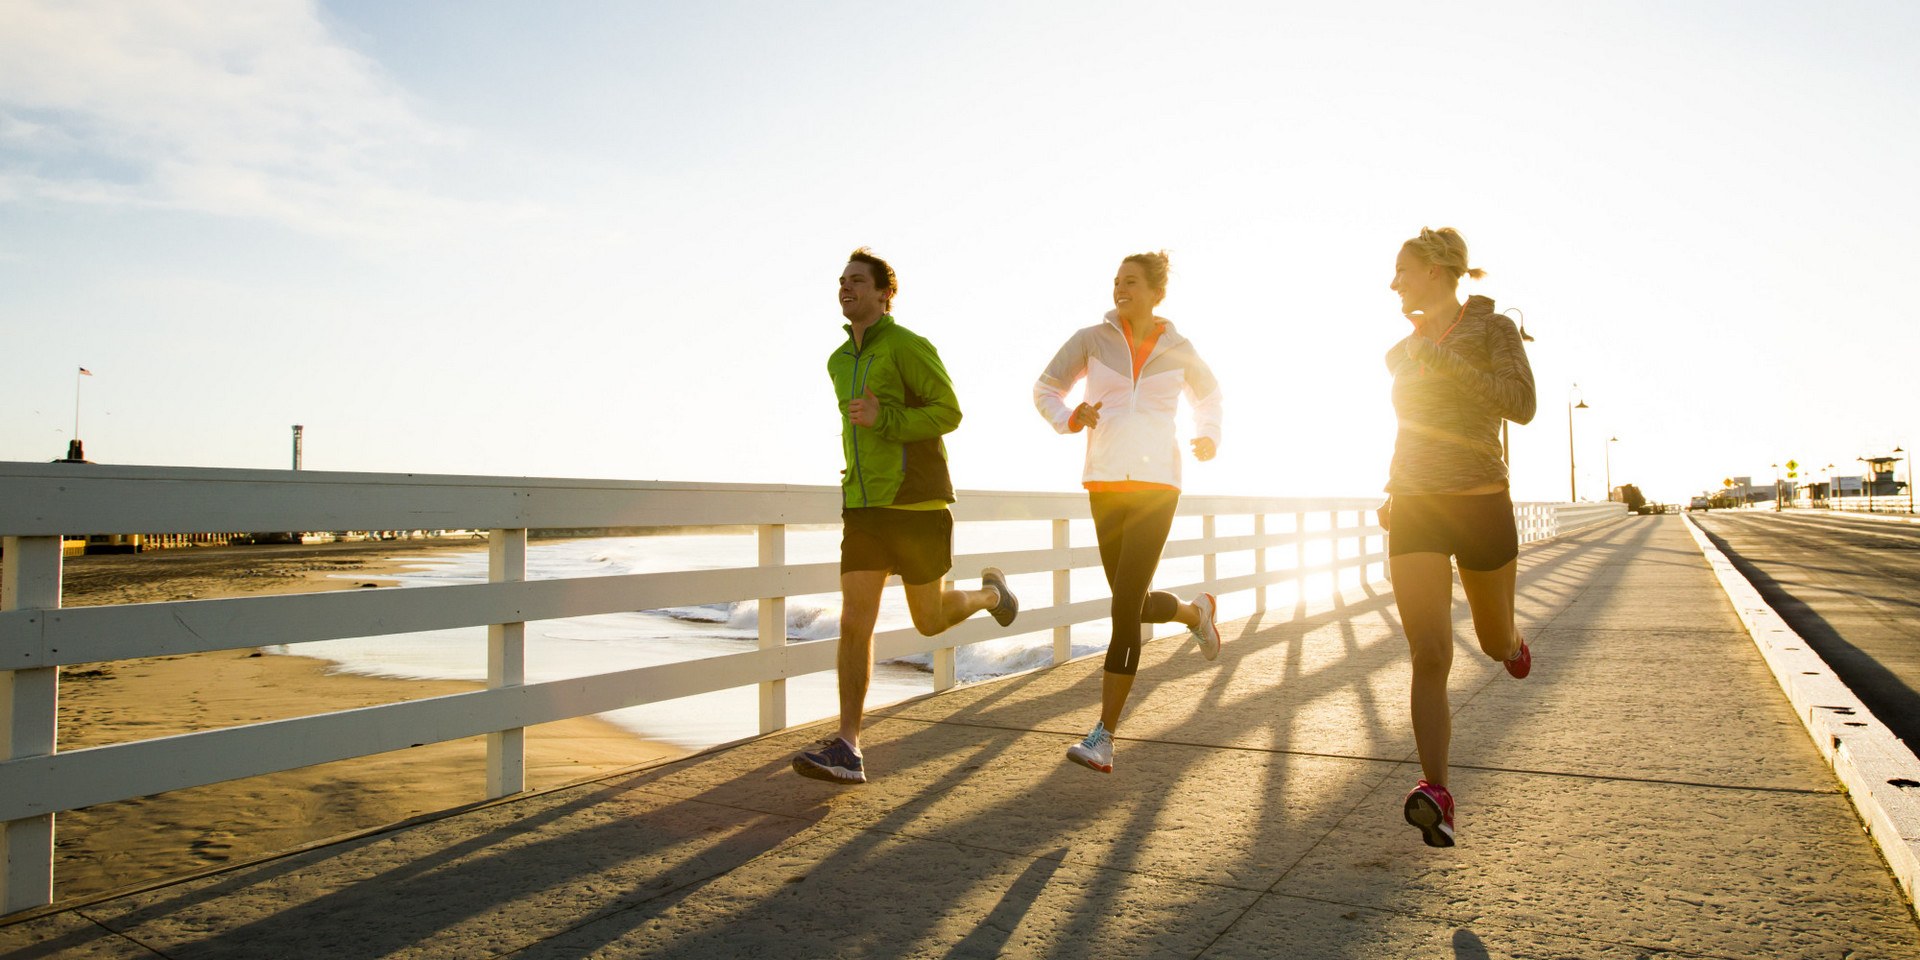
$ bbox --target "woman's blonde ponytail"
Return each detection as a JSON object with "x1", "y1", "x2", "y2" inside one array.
[{"x1": 1402, "y1": 227, "x2": 1483, "y2": 282}]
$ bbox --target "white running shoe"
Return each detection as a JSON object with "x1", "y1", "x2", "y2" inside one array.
[
  {"x1": 1066, "y1": 723, "x2": 1113, "y2": 773},
  {"x1": 1191, "y1": 592, "x2": 1220, "y2": 661}
]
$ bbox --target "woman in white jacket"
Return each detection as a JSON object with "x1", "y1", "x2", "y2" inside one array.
[{"x1": 1033, "y1": 250, "x2": 1225, "y2": 774}]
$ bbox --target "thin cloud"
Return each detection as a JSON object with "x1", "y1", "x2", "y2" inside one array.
[{"x1": 0, "y1": 0, "x2": 496, "y2": 241}]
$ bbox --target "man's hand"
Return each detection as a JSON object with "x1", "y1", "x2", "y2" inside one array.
[
  {"x1": 849, "y1": 386, "x2": 881, "y2": 428},
  {"x1": 1070, "y1": 401, "x2": 1102, "y2": 431},
  {"x1": 1190, "y1": 436, "x2": 1216, "y2": 462}
]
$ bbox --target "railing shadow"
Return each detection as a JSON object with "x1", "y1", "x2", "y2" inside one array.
[
  {"x1": 507, "y1": 518, "x2": 1648, "y2": 957},
  {"x1": 78, "y1": 757, "x2": 821, "y2": 959},
  {"x1": 938, "y1": 850, "x2": 1067, "y2": 959},
  {"x1": 29, "y1": 517, "x2": 1650, "y2": 958}
]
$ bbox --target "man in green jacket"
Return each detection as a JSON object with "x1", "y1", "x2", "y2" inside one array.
[{"x1": 793, "y1": 248, "x2": 1018, "y2": 785}]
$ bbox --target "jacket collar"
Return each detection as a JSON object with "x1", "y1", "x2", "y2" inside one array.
[
  {"x1": 1102, "y1": 309, "x2": 1180, "y2": 346},
  {"x1": 843, "y1": 313, "x2": 896, "y2": 349}
]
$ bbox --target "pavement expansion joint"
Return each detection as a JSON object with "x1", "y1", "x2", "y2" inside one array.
[
  {"x1": 892, "y1": 715, "x2": 1397, "y2": 767},
  {"x1": 484, "y1": 826, "x2": 855, "y2": 960},
  {"x1": 862, "y1": 821, "x2": 1274, "y2": 895},
  {"x1": 1217, "y1": 889, "x2": 1733, "y2": 960},
  {"x1": 892, "y1": 709, "x2": 1839, "y2": 796},
  {"x1": 1189, "y1": 704, "x2": 1664, "y2": 960},
  {"x1": 1438, "y1": 762, "x2": 1836, "y2": 794},
  {"x1": 1211, "y1": 762, "x2": 1405, "y2": 950},
  {"x1": 623, "y1": 783, "x2": 825, "y2": 826},
  {"x1": 71, "y1": 912, "x2": 171, "y2": 960},
  {"x1": 1546, "y1": 624, "x2": 1752, "y2": 638}
]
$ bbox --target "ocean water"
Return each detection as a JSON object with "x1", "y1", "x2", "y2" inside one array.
[{"x1": 272, "y1": 515, "x2": 1366, "y2": 751}]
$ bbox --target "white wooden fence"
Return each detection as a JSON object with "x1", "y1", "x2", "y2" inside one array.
[
  {"x1": 1543, "y1": 501, "x2": 1632, "y2": 537},
  {"x1": 0, "y1": 462, "x2": 1619, "y2": 912},
  {"x1": 1828, "y1": 497, "x2": 1916, "y2": 515}
]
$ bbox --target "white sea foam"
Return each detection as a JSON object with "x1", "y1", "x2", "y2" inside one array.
[
  {"x1": 276, "y1": 532, "x2": 982, "y2": 749},
  {"x1": 279, "y1": 524, "x2": 1321, "y2": 751},
  {"x1": 653, "y1": 598, "x2": 844, "y2": 641}
]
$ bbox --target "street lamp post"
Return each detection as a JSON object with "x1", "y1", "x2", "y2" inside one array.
[
  {"x1": 1500, "y1": 309, "x2": 1534, "y2": 467},
  {"x1": 1771, "y1": 463, "x2": 1780, "y2": 512},
  {"x1": 1899, "y1": 446, "x2": 1912, "y2": 514},
  {"x1": 1605, "y1": 436, "x2": 1619, "y2": 501},
  {"x1": 1824, "y1": 463, "x2": 1836, "y2": 509},
  {"x1": 1860, "y1": 456, "x2": 1874, "y2": 513},
  {"x1": 1568, "y1": 383, "x2": 1588, "y2": 502}
]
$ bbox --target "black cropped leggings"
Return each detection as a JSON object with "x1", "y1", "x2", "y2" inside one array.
[{"x1": 1091, "y1": 490, "x2": 1182, "y2": 676}]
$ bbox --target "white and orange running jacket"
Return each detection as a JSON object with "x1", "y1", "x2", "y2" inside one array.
[{"x1": 1033, "y1": 311, "x2": 1224, "y2": 491}]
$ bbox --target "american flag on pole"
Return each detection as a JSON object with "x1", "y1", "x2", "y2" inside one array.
[{"x1": 78, "y1": 367, "x2": 93, "y2": 376}]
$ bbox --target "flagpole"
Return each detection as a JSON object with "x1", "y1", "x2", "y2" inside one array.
[{"x1": 70, "y1": 367, "x2": 93, "y2": 462}]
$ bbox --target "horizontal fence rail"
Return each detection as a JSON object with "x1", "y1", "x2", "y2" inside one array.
[
  {"x1": 1827, "y1": 497, "x2": 1916, "y2": 515},
  {"x1": 0, "y1": 461, "x2": 1622, "y2": 912}
]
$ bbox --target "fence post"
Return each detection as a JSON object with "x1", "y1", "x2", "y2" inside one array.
[
  {"x1": 1052, "y1": 518, "x2": 1071, "y2": 665},
  {"x1": 1202, "y1": 514, "x2": 1217, "y2": 589},
  {"x1": 1348, "y1": 510, "x2": 1362, "y2": 587},
  {"x1": 1, "y1": 536, "x2": 60, "y2": 913},
  {"x1": 486, "y1": 528, "x2": 527, "y2": 799},
  {"x1": 932, "y1": 634, "x2": 958, "y2": 690},
  {"x1": 1329, "y1": 510, "x2": 1344, "y2": 590},
  {"x1": 1253, "y1": 514, "x2": 1267, "y2": 614},
  {"x1": 1345, "y1": 510, "x2": 1360, "y2": 589},
  {"x1": 1294, "y1": 510, "x2": 1308, "y2": 608},
  {"x1": 757, "y1": 524, "x2": 788, "y2": 734},
  {"x1": 934, "y1": 567, "x2": 958, "y2": 692}
]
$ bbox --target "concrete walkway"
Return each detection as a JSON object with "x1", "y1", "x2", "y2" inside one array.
[{"x1": 5, "y1": 517, "x2": 1918, "y2": 959}]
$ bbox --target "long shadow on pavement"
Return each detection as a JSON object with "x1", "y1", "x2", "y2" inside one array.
[{"x1": 11, "y1": 519, "x2": 1667, "y2": 960}]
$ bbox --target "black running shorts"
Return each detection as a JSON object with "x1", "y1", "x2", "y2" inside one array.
[
  {"x1": 1386, "y1": 489, "x2": 1519, "y2": 572},
  {"x1": 840, "y1": 507, "x2": 954, "y2": 585}
]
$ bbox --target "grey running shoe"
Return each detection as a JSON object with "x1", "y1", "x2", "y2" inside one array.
[
  {"x1": 792, "y1": 737, "x2": 866, "y2": 784},
  {"x1": 981, "y1": 567, "x2": 1018, "y2": 627}
]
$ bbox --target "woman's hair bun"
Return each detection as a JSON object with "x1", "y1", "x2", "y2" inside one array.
[
  {"x1": 1404, "y1": 227, "x2": 1483, "y2": 282},
  {"x1": 1122, "y1": 250, "x2": 1171, "y2": 292}
]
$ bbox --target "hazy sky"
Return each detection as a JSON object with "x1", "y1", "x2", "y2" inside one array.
[{"x1": 4, "y1": 1, "x2": 1916, "y2": 503}]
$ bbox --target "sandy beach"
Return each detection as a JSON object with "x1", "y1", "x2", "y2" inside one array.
[{"x1": 25, "y1": 538, "x2": 687, "y2": 903}]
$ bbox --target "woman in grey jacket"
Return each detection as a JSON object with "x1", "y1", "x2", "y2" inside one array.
[
  {"x1": 1382, "y1": 227, "x2": 1537, "y2": 847},
  {"x1": 1033, "y1": 251, "x2": 1224, "y2": 775}
]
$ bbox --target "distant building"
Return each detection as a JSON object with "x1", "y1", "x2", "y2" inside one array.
[{"x1": 1860, "y1": 456, "x2": 1907, "y2": 499}]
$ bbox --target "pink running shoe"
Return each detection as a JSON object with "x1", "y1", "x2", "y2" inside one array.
[
  {"x1": 1504, "y1": 638, "x2": 1532, "y2": 679},
  {"x1": 1403, "y1": 780, "x2": 1455, "y2": 848}
]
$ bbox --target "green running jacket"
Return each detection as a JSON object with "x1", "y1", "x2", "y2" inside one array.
[{"x1": 827, "y1": 315, "x2": 962, "y2": 508}]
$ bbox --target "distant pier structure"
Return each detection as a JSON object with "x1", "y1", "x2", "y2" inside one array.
[{"x1": 1860, "y1": 453, "x2": 1907, "y2": 499}]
